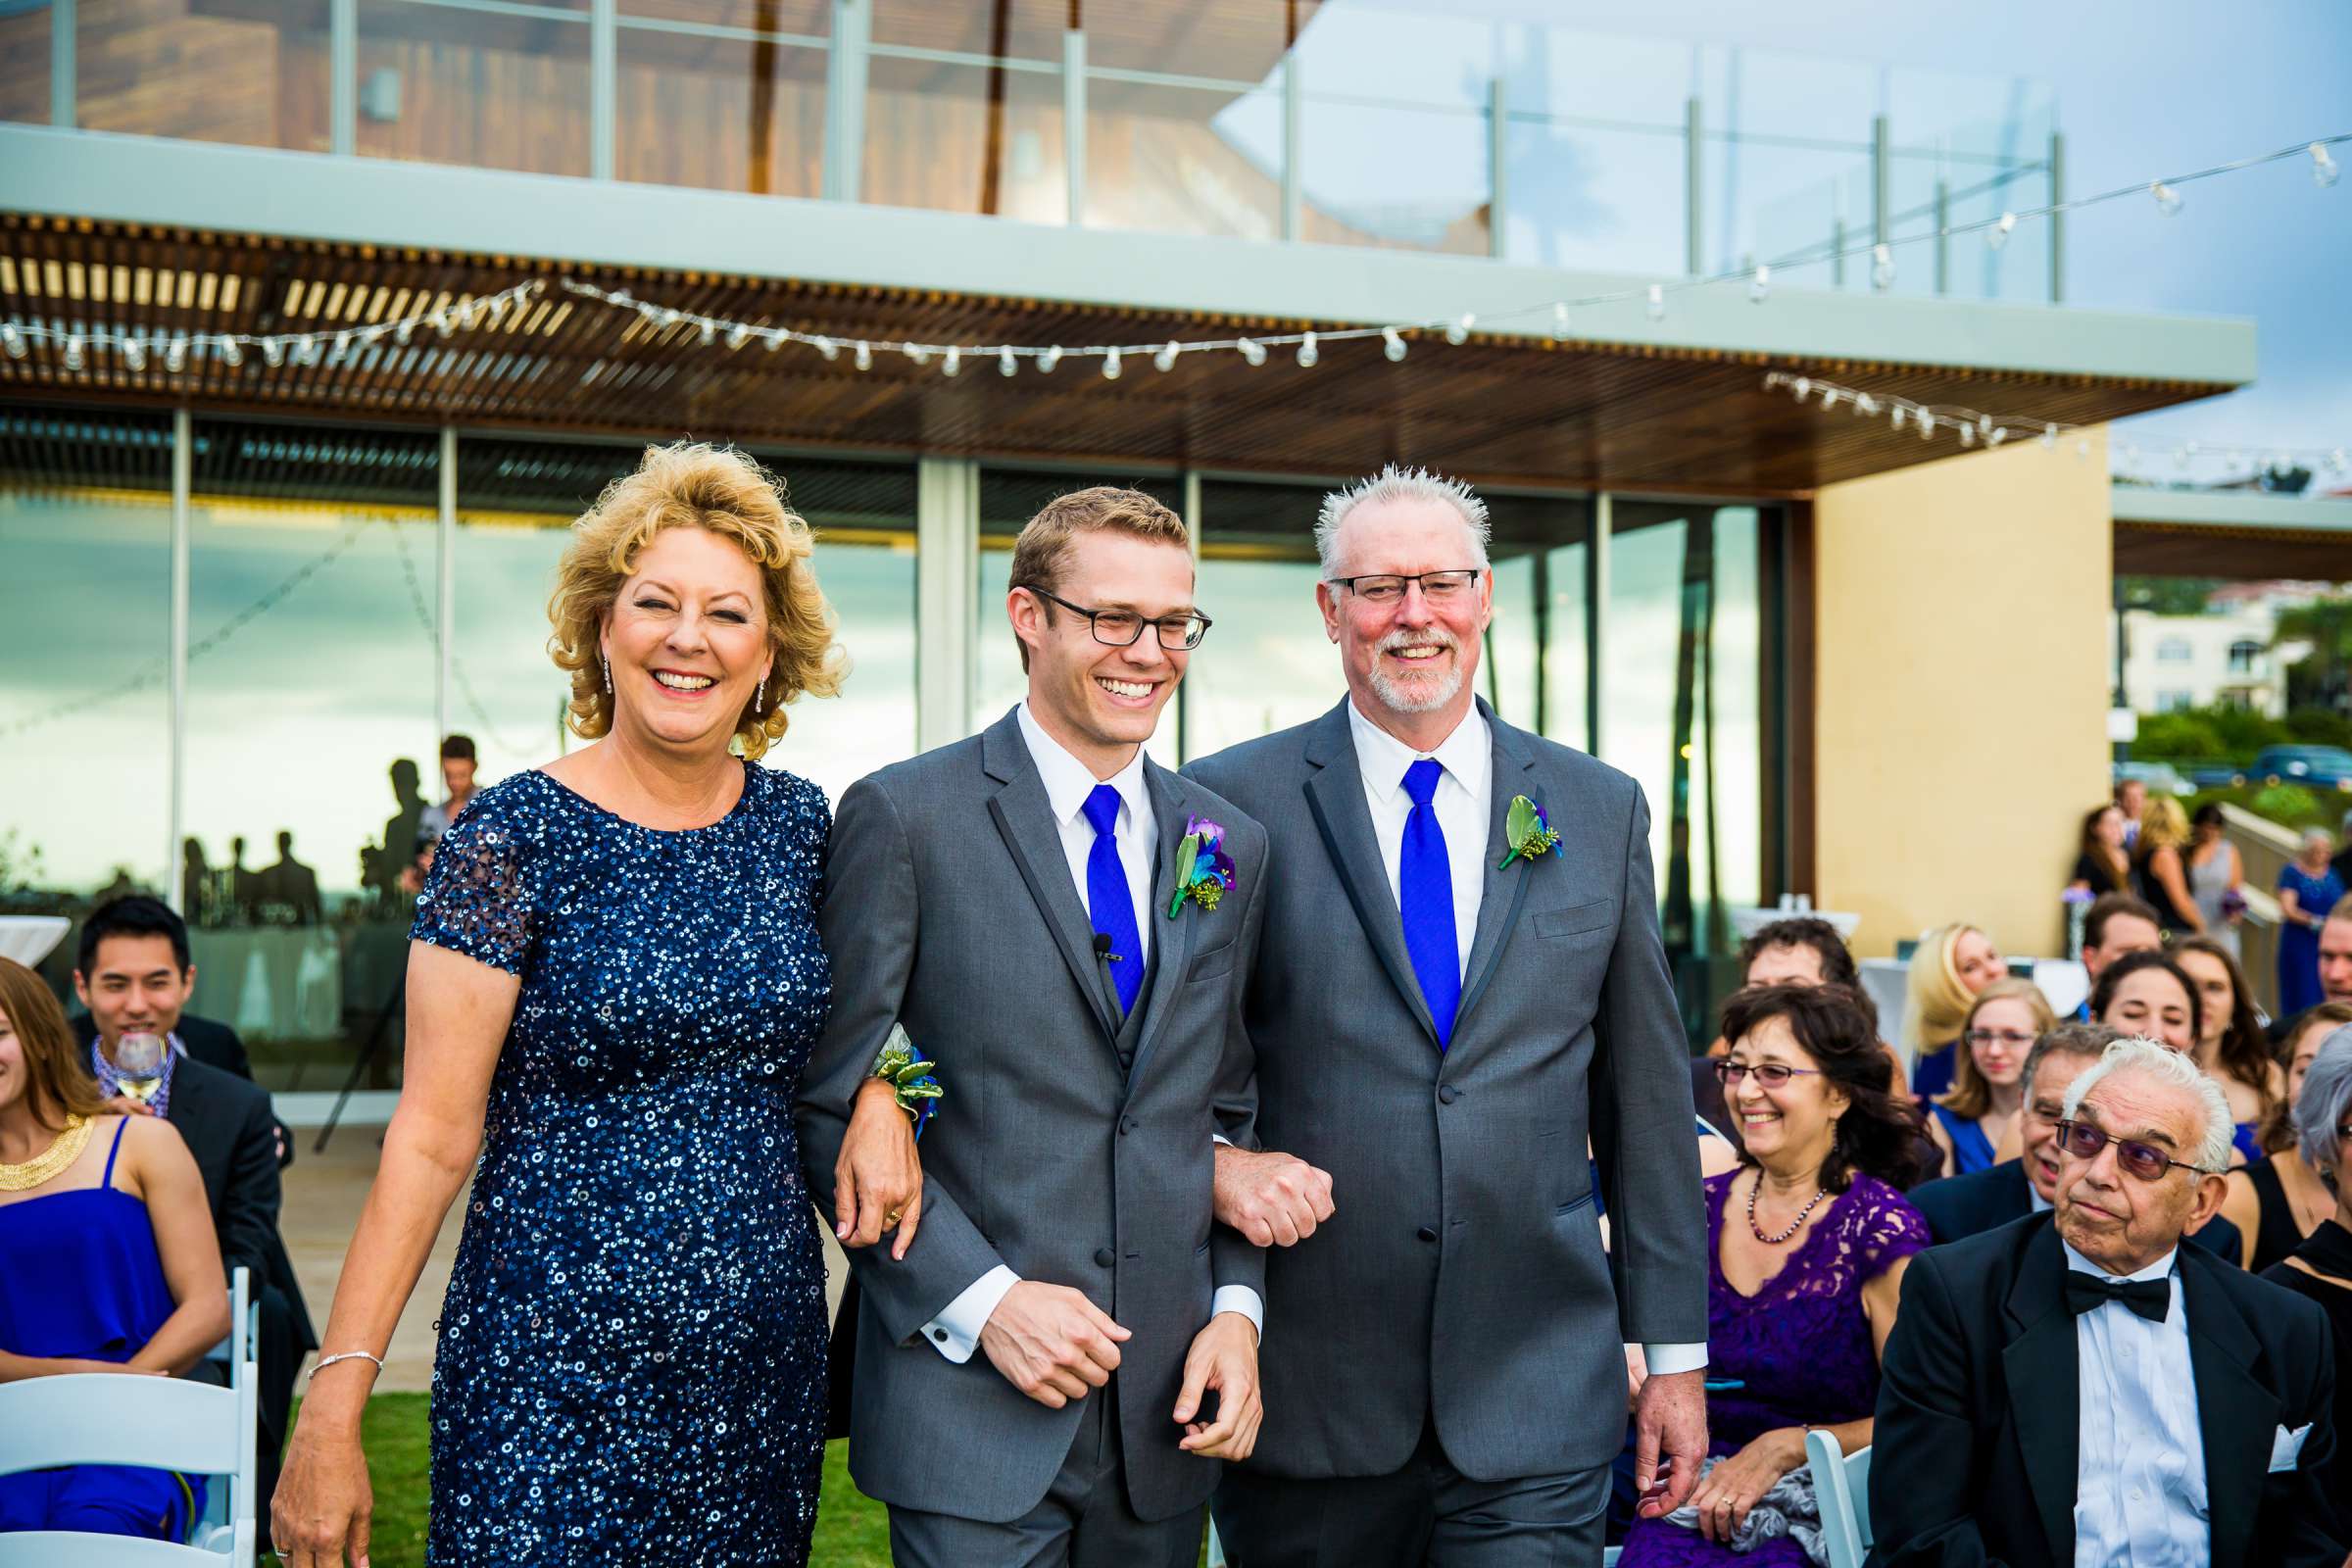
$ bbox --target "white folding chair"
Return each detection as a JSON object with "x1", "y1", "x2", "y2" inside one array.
[
  {"x1": 1805, "y1": 1428, "x2": 1872, "y2": 1568},
  {"x1": 0, "y1": 1357, "x2": 258, "y2": 1566}
]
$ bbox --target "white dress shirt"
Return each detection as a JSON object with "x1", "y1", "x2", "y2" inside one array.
[
  {"x1": 1345, "y1": 699, "x2": 1705, "y2": 1378},
  {"x1": 919, "y1": 705, "x2": 1262, "y2": 1363},
  {"x1": 2063, "y1": 1240, "x2": 2207, "y2": 1568}
]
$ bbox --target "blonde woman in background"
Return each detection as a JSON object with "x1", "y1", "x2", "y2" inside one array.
[
  {"x1": 1926, "y1": 979, "x2": 2055, "y2": 1177},
  {"x1": 2132, "y1": 794, "x2": 2203, "y2": 936},
  {"x1": 1899, "y1": 923, "x2": 2008, "y2": 1102}
]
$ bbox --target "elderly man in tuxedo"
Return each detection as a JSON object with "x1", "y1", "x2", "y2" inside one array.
[
  {"x1": 1908, "y1": 1020, "x2": 2243, "y2": 1261},
  {"x1": 800, "y1": 487, "x2": 1268, "y2": 1566},
  {"x1": 1873, "y1": 1036, "x2": 2343, "y2": 1566},
  {"x1": 1186, "y1": 466, "x2": 1708, "y2": 1565}
]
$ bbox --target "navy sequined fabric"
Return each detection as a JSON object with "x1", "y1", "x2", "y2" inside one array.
[{"x1": 411, "y1": 762, "x2": 832, "y2": 1566}]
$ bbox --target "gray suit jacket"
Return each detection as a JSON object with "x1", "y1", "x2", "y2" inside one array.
[
  {"x1": 1184, "y1": 697, "x2": 1706, "y2": 1483},
  {"x1": 795, "y1": 708, "x2": 1270, "y2": 1524}
]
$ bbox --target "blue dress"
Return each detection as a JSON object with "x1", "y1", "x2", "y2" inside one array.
[
  {"x1": 1909, "y1": 1041, "x2": 1957, "y2": 1102},
  {"x1": 1928, "y1": 1102, "x2": 1996, "y2": 1174},
  {"x1": 2278, "y1": 864, "x2": 2344, "y2": 1018},
  {"x1": 413, "y1": 763, "x2": 833, "y2": 1566},
  {"x1": 0, "y1": 1117, "x2": 205, "y2": 1539}
]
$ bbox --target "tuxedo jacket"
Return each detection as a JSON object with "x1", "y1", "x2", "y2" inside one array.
[
  {"x1": 1184, "y1": 698, "x2": 1705, "y2": 1483},
  {"x1": 1908, "y1": 1157, "x2": 2243, "y2": 1262},
  {"x1": 794, "y1": 709, "x2": 1269, "y2": 1525},
  {"x1": 1872, "y1": 1214, "x2": 2342, "y2": 1568}
]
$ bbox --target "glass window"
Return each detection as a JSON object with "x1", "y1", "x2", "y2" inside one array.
[
  {"x1": 0, "y1": 4, "x2": 48, "y2": 124},
  {"x1": 1485, "y1": 493, "x2": 1592, "y2": 751},
  {"x1": 977, "y1": 469, "x2": 1182, "y2": 764},
  {"x1": 615, "y1": 8, "x2": 829, "y2": 195},
  {"x1": 357, "y1": 0, "x2": 592, "y2": 176},
  {"x1": 74, "y1": 0, "x2": 329, "y2": 151},
  {"x1": 0, "y1": 408, "x2": 175, "y2": 997},
  {"x1": 1087, "y1": 76, "x2": 1285, "y2": 241},
  {"x1": 863, "y1": 51, "x2": 1065, "y2": 222},
  {"x1": 2157, "y1": 636, "x2": 2192, "y2": 663},
  {"x1": 1185, "y1": 478, "x2": 1332, "y2": 762}
]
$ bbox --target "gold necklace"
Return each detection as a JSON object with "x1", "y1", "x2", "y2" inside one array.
[{"x1": 0, "y1": 1114, "x2": 94, "y2": 1193}]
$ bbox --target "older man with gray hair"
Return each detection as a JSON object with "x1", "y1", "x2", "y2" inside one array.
[
  {"x1": 1185, "y1": 463, "x2": 1708, "y2": 1565},
  {"x1": 2260, "y1": 1024, "x2": 2352, "y2": 1516},
  {"x1": 1873, "y1": 1036, "x2": 2343, "y2": 1567}
]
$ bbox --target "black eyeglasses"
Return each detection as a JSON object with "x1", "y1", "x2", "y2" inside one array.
[
  {"x1": 2052, "y1": 1119, "x2": 2221, "y2": 1182},
  {"x1": 1027, "y1": 587, "x2": 1211, "y2": 651},
  {"x1": 1712, "y1": 1060, "x2": 1822, "y2": 1089},
  {"x1": 1323, "y1": 569, "x2": 1483, "y2": 606}
]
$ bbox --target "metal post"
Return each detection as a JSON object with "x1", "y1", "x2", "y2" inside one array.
[
  {"x1": 50, "y1": 0, "x2": 74, "y2": 128},
  {"x1": 1683, "y1": 96, "x2": 1702, "y2": 275},
  {"x1": 1487, "y1": 76, "x2": 1507, "y2": 260},
  {"x1": 436, "y1": 427, "x2": 456, "y2": 756},
  {"x1": 2047, "y1": 130, "x2": 2065, "y2": 304},
  {"x1": 823, "y1": 0, "x2": 869, "y2": 202},
  {"x1": 1179, "y1": 469, "x2": 1201, "y2": 760},
  {"x1": 914, "y1": 458, "x2": 978, "y2": 750},
  {"x1": 1062, "y1": 29, "x2": 1086, "y2": 227},
  {"x1": 1831, "y1": 215, "x2": 1845, "y2": 289},
  {"x1": 167, "y1": 410, "x2": 191, "y2": 913},
  {"x1": 1871, "y1": 113, "x2": 1889, "y2": 248},
  {"x1": 329, "y1": 0, "x2": 356, "y2": 156},
  {"x1": 1282, "y1": 55, "x2": 1303, "y2": 243},
  {"x1": 1934, "y1": 179, "x2": 1949, "y2": 296},
  {"x1": 1590, "y1": 493, "x2": 1611, "y2": 760},
  {"x1": 590, "y1": 0, "x2": 616, "y2": 180}
]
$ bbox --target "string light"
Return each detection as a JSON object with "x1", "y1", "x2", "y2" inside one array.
[
  {"x1": 942, "y1": 345, "x2": 960, "y2": 376},
  {"x1": 905, "y1": 343, "x2": 930, "y2": 367},
  {"x1": 262, "y1": 339, "x2": 283, "y2": 368},
  {"x1": 2151, "y1": 180, "x2": 2183, "y2": 217},
  {"x1": 1038, "y1": 345, "x2": 1062, "y2": 373},
  {"x1": 853, "y1": 342, "x2": 872, "y2": 371},
  {"x1": 2315, "y1": 142, "x2": 2342, "y2": 187},
  {"x1": 999, "y1": 346, "x2": 1017, "y2": 377},
  {"x1": 1237, "y1": 338, "x2": 1265, "y2": 367},
  {"x1": 1153, "y1": 341, "x2": 1179, "y2": 372},
  {"x1": 1872, "y1": 243, "x2": 1896, "y2": 291},
  {"x1": 1445, "y1": 314, "x2": 1474, "y2": 346},
  {"x1": 1, "y1": 323, "x2": 24, "y2": 359},
  {"x1": 1383, "y1": 327, "x2": 1407, "y2": 362},
  {"x1": 164, "y1": 336, "x2": 187, "y2": 372},
  {"x1": 62, "y1": 335, "x2": 84, "y2": 371},
  {"x1": 1645, "y1": 283, "x2": 1666, "y2": 321},
  {"x1": 122, "y1": 338, "x2": 146, "y2": 371},
  {"x1": 1550, "y1": 303, "x2": 1569, "y2": 341},
  {"x1": 220, "y1": 339, "x2": 241, "y2": 367},
  {"x1": 1297, "y1": 332, "x2": 1319, "y2": 368},
  {"x1": 725, "y1": 322, "x2": 751, "y2": 350},
  {"x1": 1748, "y1": 264, "x2": 1771, "y2": 303},
  {"x1": 812, "y1": 335, "x2": 838, "y2": 361},
  {"x1": 763, "y1": 327, "x2": 787, "y2": 351},
  {"x1": 1102, "y1": 346, "x2": 1122, "y2": 379},
  {"x1": 1987, "y1": 212, "x2": 2017, "y2": 249}
]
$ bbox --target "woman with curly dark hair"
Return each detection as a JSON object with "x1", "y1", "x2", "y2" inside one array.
[
  {"x1": 2172, "y1": 934, "x2": 2284, "y2": 1164},
  {"x1": 1618, "y1": 984, "x2": 1933, "y2": 1567}
]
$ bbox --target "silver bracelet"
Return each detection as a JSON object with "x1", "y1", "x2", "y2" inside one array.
[{"x1": 312, "y1": 1349, "x2": 385, "y2": 1376}]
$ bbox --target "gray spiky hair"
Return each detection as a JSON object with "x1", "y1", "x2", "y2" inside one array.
[{"x1": 1313, "y1": 464, "x2": 1492, "y2": 575}]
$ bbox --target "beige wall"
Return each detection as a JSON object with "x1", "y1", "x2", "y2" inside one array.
[{"x1": 1813, "y1": 431, "x2": 2113, "y2": 959}]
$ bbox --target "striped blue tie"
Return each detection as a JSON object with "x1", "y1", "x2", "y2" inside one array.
[
  {"x1": 1398, "y1": 759, "x2": 1459, "y2": 1049},
  {"x1": 1082, "y1": 784, "x2": 1145, "y2": 1014}
]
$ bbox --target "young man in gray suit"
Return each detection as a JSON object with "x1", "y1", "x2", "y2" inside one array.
[
  {"x1": 798, "y1": 488, "x2": 1269, "y2": 1566},
  {"x1": 1187, "y1": 466, "x2": 1711, "y2": 1565}
]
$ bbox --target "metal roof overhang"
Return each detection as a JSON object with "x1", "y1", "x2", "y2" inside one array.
[
  {"x1": 2112, "y1": 486, "x2": 2352, "y2": 578},
  {"x1": 0, "y1": 125, "x2": 2258, "y2": 498}
]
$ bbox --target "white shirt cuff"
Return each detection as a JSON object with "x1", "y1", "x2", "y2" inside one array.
[
  {"x1": 1212, "y1": 1133, "x2": 1232, "y2": 1147},
  {"x1": 920, "y1": 1264, "x2": 1019, "y2": 1364},
  {"x1": 1211, "y1": 1285, "x2": 1263, "y2": 1338},
  {"x1": 1641, "y1": 1341, "x2": 1709, "y2": 1376}
]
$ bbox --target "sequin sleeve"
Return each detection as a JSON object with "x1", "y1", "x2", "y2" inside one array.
[{"x1": 410, "y1": 790, "x2": 535, "y2": 975}]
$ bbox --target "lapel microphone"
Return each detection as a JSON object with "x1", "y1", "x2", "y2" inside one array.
[{"x1": 1093, "y1": 932, "x2": 1123, "y2": 965}]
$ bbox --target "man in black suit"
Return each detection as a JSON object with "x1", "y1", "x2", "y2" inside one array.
[
  {"x1": 1874, "y1": 1037, "x2": 2342, "y2": 1567},
  {"x1": 1909, "y1": 1020, "x2": 2242, "y2": 1262},
  {"x1": 73, "y1": 895, "x2": 318, "y2": 1517}
]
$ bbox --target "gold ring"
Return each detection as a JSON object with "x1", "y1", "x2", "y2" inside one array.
[{"x1": 884, "y1": 1208, "x2": 904, "y2": 1225}]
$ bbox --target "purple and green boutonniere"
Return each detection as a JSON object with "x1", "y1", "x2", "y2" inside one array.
[
  {"x1": 1496, "y1": 794, "x2": 1562, "y2": 869},
  {"x1": 1167, "y1": 815, "x2": 1238, "y2": 918}
]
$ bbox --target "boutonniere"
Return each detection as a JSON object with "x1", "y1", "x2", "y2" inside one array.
[
  {"x1": 1496, "y1": 795, "x2": 1561, "y2": 869},
  {"x1": 1167, "y1": 815, "x2": 1238, "y2": 918}
]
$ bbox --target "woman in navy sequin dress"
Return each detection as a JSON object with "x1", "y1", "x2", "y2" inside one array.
[{"x1": 275, "y1": 444, "x2": 873, "y2": 1567}]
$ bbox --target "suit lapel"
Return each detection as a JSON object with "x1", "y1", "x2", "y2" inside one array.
[
  {"x1": 1452, "y1": 707, "x2": 1538, "y2": 1039},
  {"x1": 2000, "y1": 1223, "x2": 2082, "y2": 1568},
  {"x1": 1123, "y1": 761, "x2": 1200, "y2": 1090},
  {"x1": 980, "y1": 711, "x2": 1119, "y2": 1046},
  {"x1": 2181, "y1": 1251, "x2": 2278, "y2": 1568},
  {"x1": 1300, "y1": 701, "x2": 1440, "y2": 1047}
]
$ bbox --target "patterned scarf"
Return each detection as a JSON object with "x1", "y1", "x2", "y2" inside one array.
[{"x1": 90, "y1": 1031, "x2": 183, "y2": 1117}]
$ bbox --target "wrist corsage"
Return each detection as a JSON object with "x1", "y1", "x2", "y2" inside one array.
[{"x1": 871, "y1": 1023, "x2": 943, "y2": 1137}]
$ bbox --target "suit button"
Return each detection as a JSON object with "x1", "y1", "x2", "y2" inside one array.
[
  {"x1": 931, "y1": 1328, "x2": 949, "y2": 1342},
  {"x1": 1416, "y1": 1226, "x2": 1438, "y2": 1244},
  {"x1": 1119, "y1": 1115, "x2": 1138, "y2": 1136},
  {"x1": 1438, "y1": 1084, "x2": 1459, "y2": 1104},
  {"x1": 1094, "y1": 1248, "x2": 1116, "y2": 1268}
]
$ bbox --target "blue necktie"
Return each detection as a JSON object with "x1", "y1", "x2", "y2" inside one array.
[
  {"x1": 1082, "y1": 784, "x2": 1145, "y2": 1015},
  {"x1": 1398, "y1": 759, "x2": 1460, "y2": 1050}
]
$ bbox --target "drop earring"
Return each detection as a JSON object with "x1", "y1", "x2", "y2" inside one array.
[
  {"x1": 756, "y1": 674, "x2": 766, "y2": 710},
  {"x1": 601, "y1": 656, "x2": 612, "y2": 694}
]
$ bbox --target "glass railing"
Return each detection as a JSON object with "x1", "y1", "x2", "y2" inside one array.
[{"x1": 4, "y1": 0, "x2": 2059, "y2": 302}]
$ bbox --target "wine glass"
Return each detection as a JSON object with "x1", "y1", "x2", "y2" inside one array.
[{"x1": 114, "y1": 1031, "x2": 169, "y2": 1106}]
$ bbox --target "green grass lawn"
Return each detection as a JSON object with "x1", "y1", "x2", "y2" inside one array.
[{"x1": 284, "y1": 1394, "x2": 894, "y2": 1567}]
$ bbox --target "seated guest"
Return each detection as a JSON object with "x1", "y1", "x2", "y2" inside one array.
[
  {"x1": 2261, "y1": 1024, "x2": 2352, "y2": 1516},
  {"x1": 1926, "y1": 980, "x2": 2050, "y2": 1177},
  {"x1": 2067, "y1": 893, "x2": 2163, "y2": 1022},
  {"x1": 2088, "y1": 947, "x2": 2199, "y2": 1054},
  {"x1": 1619, "y1": 983, "x2": 1933, "y2": 1567},
  {"x1": 2066, "y1": 804, "x2": 2132, "y2": 898},
  {"x1": 1908, "y1": 1023, "x2": 2243, "y2": 1260},
  {"x1": 2173, "y1": 934, "x2": 2285, "y2": 1164},
  {"x1": 1695, "y1": 919, "x2": 1907, "y2": 1138},
  {"x1": 0, "y1": 958, "x2": 231, "y2": 1539},
  {"x1": 1872, "y1": 1037, "x2": 2343, "y2": 1568},
  {"x1": 1899, "y1": 924, "x2": 2007, "y2": 1102},
  {"x1": 2132, "y1": 795, "x2": 2204, "y2": 936},
  {"x1": 2221, "y1": 1003, "x2": 2352, "y2": 1274},
  {"x1": 70, "y1": 896, "x2": 316, "y2": 1518}
]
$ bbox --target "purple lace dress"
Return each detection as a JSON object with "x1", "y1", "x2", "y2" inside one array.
[{"x1": 1619, "y1": 1170, "x2": 1929, "y2": 1567}]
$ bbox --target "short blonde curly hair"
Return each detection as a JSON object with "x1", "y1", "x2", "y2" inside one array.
[{"x1": 548, "y1": 442, "x2": 846, "y2": 760}]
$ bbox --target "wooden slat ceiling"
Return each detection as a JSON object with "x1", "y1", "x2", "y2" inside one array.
[
  {"x1": 2114, "y1": 518, "x2": 2352, "y2": 580},
  {"x1": 0, "y1": 214, "x2": 2230, "y2": 498}
]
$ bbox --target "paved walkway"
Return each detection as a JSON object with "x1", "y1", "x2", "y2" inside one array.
[{"x1": 280, "y1": 1127, "x2": 848, "y2": 1393}]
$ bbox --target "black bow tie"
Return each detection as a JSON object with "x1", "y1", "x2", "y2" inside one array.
[{"x1": 2064, "y1": 1270, "x2": 2171, "y2": 1324}]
